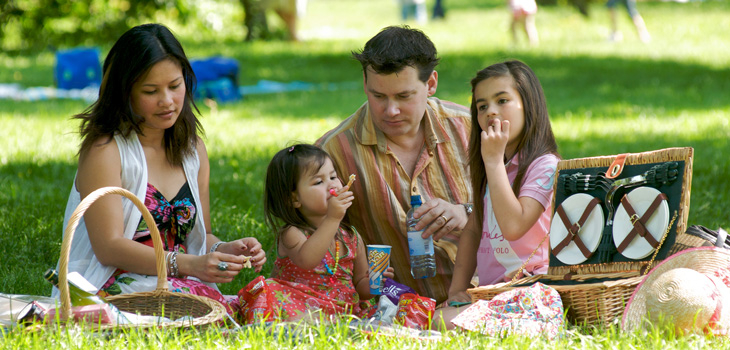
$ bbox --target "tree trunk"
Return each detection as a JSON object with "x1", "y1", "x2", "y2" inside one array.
[{"x1": 241, "y1": 0, "x2": 270, "y2": 41}]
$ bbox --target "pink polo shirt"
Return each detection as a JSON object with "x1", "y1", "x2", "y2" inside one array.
[{"x1": 477, "y1": 153, "x2": 559, "y2": 286}]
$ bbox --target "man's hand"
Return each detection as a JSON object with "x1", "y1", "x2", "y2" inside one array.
[{"x1": 413, "y1": 198, "x2": 468, "y2": 241}]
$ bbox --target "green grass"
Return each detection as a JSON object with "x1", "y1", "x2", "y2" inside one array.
[
  {"x1": 2, "y1": 316, "x2": 730, "y2": 349},
  {"x1": 1, "y1": 0, "x2": 730, "y2": 347}
]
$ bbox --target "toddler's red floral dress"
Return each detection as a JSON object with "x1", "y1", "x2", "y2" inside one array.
[{"x1": 238, "y1": 227, "x2": 375, "y2": 323}]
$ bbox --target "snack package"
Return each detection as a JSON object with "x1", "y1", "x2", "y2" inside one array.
[
  {"x1": 394, "y1": 293, "x2": 435, "y2": 330},
  {"x1": 372, "y1": 295, "x2": 398, "y2": 324},
  {"x1": 237, "y1": 276, "x2": 279, "y2": 324},
  {"x1": 382, "y1": 278, "x2": 417, "y2": 305}
]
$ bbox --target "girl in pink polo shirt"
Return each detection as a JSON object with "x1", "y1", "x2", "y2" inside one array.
[{"x1": 433, "y1": 60, "x2": 560, "y2": 329}]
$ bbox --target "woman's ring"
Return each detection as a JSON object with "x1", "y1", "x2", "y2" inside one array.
[
  {"x1": 440, "y1": 215, "x2": 449, "y2": 224},
  {"x1": 217, "y1": 261, "x2": 229, "y2": 271}
]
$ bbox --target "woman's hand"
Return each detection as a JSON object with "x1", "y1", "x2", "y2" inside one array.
[
  {"x1": 218, "y1": 237, "x2": 267, "y2": 272},
  {"x1": 413, "y1": 199, "x2": 468, "y2": 241},
  {"x1": 185, "y1": 252, "x2": 248, "y2": 283},
  {"x1": 382, "y1": 266, "x2": 395, "y2": 279}
]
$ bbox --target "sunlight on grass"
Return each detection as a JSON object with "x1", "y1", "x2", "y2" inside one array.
[
  {"x1": 553, "y1": 109, "x2": 730, "y2": 145},
  {"x1": 1, "y1": 1, "x2": 730, "y2": 347},
  {"x1": 203, "y1": 108, "x2": 340, "y2": 151},
  {"x1": 0, "y1": 116, "x2": 78, "y2": 164}
]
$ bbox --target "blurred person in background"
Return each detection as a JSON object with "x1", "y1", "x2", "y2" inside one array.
[
  {"x1": 606, "y1": 0, "x2": 651, "y2": 43},
  {"x1": 432, "y1": 0, "x2": 446, "y2": 20},
  {"x1": 399, "y1": 0, "x2": 428, "y2": 25},
  {"x1": 509, "y1": 0, "x2": 539, "y2": 47},
  {"x1": 242, "y1": 0, "x2": 307, "y2": 41}
]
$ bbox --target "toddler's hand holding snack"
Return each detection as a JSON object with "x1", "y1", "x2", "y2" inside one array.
[{"x1": 330, "y1": 174, "x2": 356, "y2": 197}]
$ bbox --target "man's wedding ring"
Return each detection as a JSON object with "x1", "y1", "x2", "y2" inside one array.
[
  {"x1": 440, "y1": 215, "x2": 449, "y2": 224},
  {"x1": 217, "y1": 261, "x2": 229, "y2": 271}
]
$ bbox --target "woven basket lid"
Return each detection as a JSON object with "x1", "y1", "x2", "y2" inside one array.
[{"x1": 622, "y1": 247, "x2": 730, "y2": 335}]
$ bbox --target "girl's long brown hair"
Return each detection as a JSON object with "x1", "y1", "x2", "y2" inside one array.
[{"x1": 468, "y1": 60, "x2": 560, "y2": 226}]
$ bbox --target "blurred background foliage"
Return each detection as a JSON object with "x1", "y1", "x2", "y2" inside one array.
[
  {"x1": 0, "y1": 0, "x2": 213, "y2": 53},
  {"x1": 0, "y1": 0, "x2": 185, "y2": 52},
  {"x1": 0, "y1": 0, "x2": 321, "y2": 52},
  {"x1": 0, "y1": 0, "x2": 596, "y2": 53}
]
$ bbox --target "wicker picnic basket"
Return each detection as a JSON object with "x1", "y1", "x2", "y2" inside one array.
[
  {"x1": 468, "y1": 147, "x2": 699, "y2": 325},
  {"x1": 56, "y1": 186, "x2": 228, "y2": 329}
]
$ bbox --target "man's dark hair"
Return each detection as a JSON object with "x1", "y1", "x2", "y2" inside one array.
[{"x1": 352, "y1": 25, "x2": 440, "y2": 82}]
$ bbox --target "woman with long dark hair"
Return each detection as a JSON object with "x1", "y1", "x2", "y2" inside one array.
[{"x1": 55, "y1": 24, "x2": 266, "y2": 313}]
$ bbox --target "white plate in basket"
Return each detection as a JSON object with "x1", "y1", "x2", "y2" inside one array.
[
  {"x1": 612, "y1": 187, "x2": 670, "y2": 260},
  {"x1": 550, "y1": 193, "x2": 604, "y2": 265}
]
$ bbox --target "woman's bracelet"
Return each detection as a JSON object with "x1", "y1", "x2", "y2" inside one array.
[
  {"x1": 210, "y1": 241, "x2": 225, "y2": 254},
  {"x1": 167, "y1": 251, "x2": 179, "y2": 278}
]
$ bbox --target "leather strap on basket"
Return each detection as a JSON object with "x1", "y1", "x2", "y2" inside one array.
[
  {"x1": 552, "y1": 197, "x2": 600, "y2": 259},
  {"x1": 606, "y1": 153, "x2": 628, "y2": 179},
  {"x1": 616, "y1": 192, "x2": 668, "y2": 254}
]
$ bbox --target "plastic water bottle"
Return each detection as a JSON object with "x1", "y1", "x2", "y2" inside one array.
[{"x1": 406, "y1": 195, "x2": 436, "y2": 279}]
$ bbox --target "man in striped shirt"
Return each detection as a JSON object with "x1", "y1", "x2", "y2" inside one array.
[{"x1": 316, "y1": 26, "x2": 472, "y2": 304}]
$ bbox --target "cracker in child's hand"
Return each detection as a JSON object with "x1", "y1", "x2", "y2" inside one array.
[
  {"x1": 242, "y1": 255, "x2": 252, "y2": 269},
  {"x1": 345, "y1": 174, "x2": 356, "y2": 188},
  {"x1": 329, "y1": 174, "x2": 357, "y2": 197}
]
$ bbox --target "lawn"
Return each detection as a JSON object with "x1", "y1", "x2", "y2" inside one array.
[{"x1": 1, "y1": 0, "x2": 729, "y2": 347}]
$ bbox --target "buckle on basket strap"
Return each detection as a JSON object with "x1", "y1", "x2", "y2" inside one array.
[
  {"x1": 629, "y1": 214, "x2": 640, "y2": 226},
  {"x1": 606, "y1": 153, "x2": 628, "y2": 179}
]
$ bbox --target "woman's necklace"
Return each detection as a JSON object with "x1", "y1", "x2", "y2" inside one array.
[{"x1": 323, "y1": 240, "x2": 340, "y2": 284}]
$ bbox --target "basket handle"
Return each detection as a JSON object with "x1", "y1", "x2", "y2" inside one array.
[{"x1": 58, "y1": 186, "x2": 168, "y2": 316}]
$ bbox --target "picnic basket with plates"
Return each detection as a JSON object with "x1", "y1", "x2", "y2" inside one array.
[
  {"x1": 468, "y1": 147, "x2": 703, "y2": 325},
  {"x1": 55, "y1": 186, "x2": 227, "y2": 330}
]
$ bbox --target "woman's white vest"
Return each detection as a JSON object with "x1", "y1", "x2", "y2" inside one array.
[{"x1": 52, "y1": 132, "x2": 213, "y2": 297}]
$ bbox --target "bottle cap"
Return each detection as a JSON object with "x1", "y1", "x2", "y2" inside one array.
[
  {"x1": 410, "y1": 195, "x2": 422, "y2": 206},
  {"x1": 44, "y1": 268, "x2": 58, "y2": 284}
]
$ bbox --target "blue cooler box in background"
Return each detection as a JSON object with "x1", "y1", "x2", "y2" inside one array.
[
  {"x1": 54, "y1": 47, "x2": 102, "y2": 90},
  {"x1": 191, "y1": 57, "x2": 242, "y2": 103}
]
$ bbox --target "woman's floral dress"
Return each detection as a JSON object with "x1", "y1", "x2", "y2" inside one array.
[
  {"x1": 237, "y1": 228, "x2": 375, "y2": 323},
  {"x1": 98, "y1": 183, "x2": 237, "y2": 314}
]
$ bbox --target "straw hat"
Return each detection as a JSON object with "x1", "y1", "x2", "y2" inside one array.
[{"x1": 622, "y1": 247, "x2": 730, "y2": 335}]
